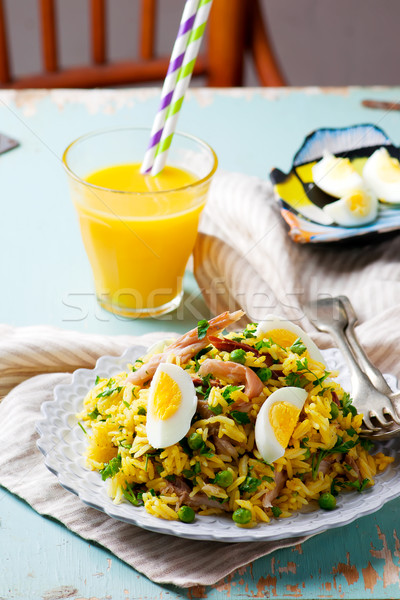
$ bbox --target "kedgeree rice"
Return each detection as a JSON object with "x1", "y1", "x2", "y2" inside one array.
[{"x1": 78, "y1": 310, "x2": 394, "y2": 527}]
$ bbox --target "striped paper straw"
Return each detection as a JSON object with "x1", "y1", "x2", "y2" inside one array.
[
  {"x1": 140, "y1": 0, "x2": 200, "y2": 174},
  {"x1": 150, "y1": 0, "x2": 213, "y2": 176}
]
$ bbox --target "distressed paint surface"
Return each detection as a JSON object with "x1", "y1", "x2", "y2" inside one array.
[{"x1": 1, "y1": 88, "x2": 400, "y2": 599}]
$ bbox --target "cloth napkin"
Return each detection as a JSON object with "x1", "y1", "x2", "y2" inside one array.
[
  {"x1": 0, "y1": 324, "x2": 310, "y2": 588},
  {"x1": 1, "y1": 171, "x2": 400, "y2": 588}
]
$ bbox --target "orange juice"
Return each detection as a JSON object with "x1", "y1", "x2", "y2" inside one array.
[
  {"x1": 63, "y1": 128, "x2": 217, "y2": 317},
  {"x1": 73, "y1": 163, "x2": 206, "y2": 315}
]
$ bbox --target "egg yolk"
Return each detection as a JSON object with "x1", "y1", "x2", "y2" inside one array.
[
  {"x1": 265, "y1": 328, "x2": 298, "y2": 349},
  {"x1": 377, "y1": 154, "x2": 400, "y2": 182},
  {"x1": 269, "y1": 402, "x2": 301, "y2": 448},
  {"x1": 321, "y1": 155, "x2": 355, "y2": 180},
  {"x1": 330, "y1": 156, "x2": 355, "y2": 178},
  {"x1": 152, "y1": 372, "x2": 182, "y2": 420},
  {"x1": 346, "y1": 191, "x2": 370, "y2": 216}
]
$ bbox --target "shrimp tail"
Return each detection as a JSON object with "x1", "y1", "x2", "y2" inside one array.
[{"x1": 126, "y1": 310, "x2": 245, "y2": 386}]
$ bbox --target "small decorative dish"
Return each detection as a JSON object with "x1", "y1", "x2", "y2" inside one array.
[{"x1": 270, "y1": 124, "x2": 400, "y2": 243}]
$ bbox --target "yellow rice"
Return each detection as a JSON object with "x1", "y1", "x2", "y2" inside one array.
[{"x1": 78, "y1": 321, "x2": 394, "y2": 527}]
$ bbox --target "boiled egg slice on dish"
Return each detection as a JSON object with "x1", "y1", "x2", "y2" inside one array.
[
  {"x1": 322, "y1": 187, "x2": 378, "y2": 227},
  {"x1": 255, "y1": 387, "x2": 308, "y2": 463},
  {"x1": 363, "y1": 147, "x2": 400, "y2": 203},
  {"x1": 256, "y1": 315, "x2": 325, "y2": 364},
  {"x1": 146, "y1": 363, "x2": 197, "y2": 449},
  {"x1": 312, "y1": 151, "x2": 363, "y2": 198}
]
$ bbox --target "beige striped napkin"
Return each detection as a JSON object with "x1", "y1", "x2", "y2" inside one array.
[
  {"x1": 197, "y1": 171, "x2": 400, "y2": 369},
  {"x1": 1, "y1": 171, "x2": 400, "y2": 588},
  {"x1": 0, "y1": 324, "x2": 310, "y2": 588}
]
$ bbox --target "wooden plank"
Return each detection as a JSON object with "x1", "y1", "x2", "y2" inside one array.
[
  {"x1": 140, "y1": 0, "x2": 156, "y2": 60},
  {"x1": 39, "y1": 0, "x2": 58, "y2": 72},
  {"x1": 207, "y1": 0, "x2": 246, "y2": 87},
  {"x1": 91, "y1": 0, "x2": 106, "y2": 64},
  {"x1": 6, "y1": 56, "x2": 207, "y2": 89},
  {"x1": 0, "y1": 0, "x2": 10, "y2": 84}
]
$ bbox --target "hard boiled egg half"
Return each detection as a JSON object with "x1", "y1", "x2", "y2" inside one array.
[
  {"x1": 256, "y1": 315, "x2": 325, "y2": 364},
  {"x1": 363, "y1": 147, "x2": 400, "y2": 203},
  {"x1": 146, "y1": 363, "x2": 197, "y2": 449},
  {"x1": 322, "y1": 187, "x2": 378, "y2": 227},
  {"x1": 312, "y1": 151, "x2": 363, "y2": 198},
  {"x1": 255, "y1": 387, "x2": 308, "y2": 463}
]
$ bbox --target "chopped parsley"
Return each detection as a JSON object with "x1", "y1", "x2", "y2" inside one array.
[
  {"x1": 346, "y1": 427, "x2": 357, "y2": 437},
  {"x1": 331, "y1": 477, "x2": 370, "y2": 495},
  {"x1": 360, "y1": 438, "x2": 375, "y2": 452},
  {"x1": 199, "y1": 444, "x2": 214, "y2": 458},
  {"x1": 230, "y1": 411, "x2": 251, "y2": 425},
  {"x1": 243, "y1": 324, "x2": 257, "y2": 339},
  {"x1": 95, "y1": 375, "x2": 101, "y2": 385},
  {"x1": 341, "y1": 393, "x2": 357, "y2": 417},
  {"x1": 96, "y1": 386, "x2": 123, "y2": 399},
  {"x1": 239, "y1": 476, "x2": 261, "y2": 494},
  {"x1": 209, "y1": 403, "x2": 223, "y2": 416},
  {"x1": 88, "y1": 406, "x2": 101, "y2": 420},
  {"x1": 123, "y1": 401, "x2": 130, "y2": 409},
  {"x1": 77, "y1": 421, "x2": 87, "y2": 435},
  {"x1": 179, "y1": 437, "x2": 193, "y2": 456},
  {"x1": 122, "y1": 483, "x2": 143, "y2": 506},
  {"x1": 197, "y1": 319, "x2": 210, "y2": 340},
  {"x1": 222, "y1": 385, "x2": 242, "y2": 403},
  {"x1": 295, "y1": 358, "x2": 330, "y2": 388},
  {"x1": 119, "y1": 441, "x2": 132, "y2": 450},
  {"x1": 137, "y1": 406, "x2": 147, "y2": 416},
  {"x1": 100, "y1": 455, "x2": 122, "y2": 481},
  {"x1": 182, "y1": 461, "x2": 201, "y2": 479},
  {"x1": 255, "y1": 339, "x2": 272, "y2": 351},
  {"x1": 193, "y1": 348, "x2": 212, "y2": 372},
  {"x1": 289, "y1": 338, "x2": 307, "y2": 356},
  {"x1": 284, "y1": 372, "x2": 306, "y2": 388},
  {"x1": 271, "y1": 506, "x2": 282, "y2": 517},
  {"x1": 311, "y1": 436, "x2": 359, "y2": 479},
  {"x1": 342, "y1": 478, "x2": 370, "y2": 492},
  {"x1": 194, "y1": 346, "x2": 212, "y2": 362}
]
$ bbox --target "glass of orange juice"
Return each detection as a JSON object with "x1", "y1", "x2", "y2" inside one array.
[{"x1": 63, "y1": 127, "x2": 217, "y2": 318}]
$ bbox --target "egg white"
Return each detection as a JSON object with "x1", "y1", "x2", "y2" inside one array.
[
  {"x1": 256, "y1": 315, "x2": 325, "y2": 364},
  {"x1": 146, "y1": 363, "x2": 197, "y2": 449},
  {"x1": 322, "y1": 187, "x2": 378, "y2": 227},
  {"x1": 312, "y1": 151, "x2": 363, "y2": 198},
  {"x1": 363, "y1": 147, "x2": 400, "y2": 203},
  {"x1": 145, "y1": 338, "x2": 176, "y2": 357},
  {"x1": 255, "y1": 387, "x2": 308, "y2": 464}
]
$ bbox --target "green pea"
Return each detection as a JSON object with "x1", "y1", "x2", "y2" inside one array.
[
  {"x1": 230, "y1": 349, "x2": 247, "y2": 364},
  {"x1": 257, "y1": 367, "x2": 272, "y2": 382},
  {"x1": 178, "y1": 505, "x2": 195, "y2": 523},
  {"x1": 214, "y1": 470, "x2": 234, "y2": 488},
  {"x1": 188, "y1": 432, "x2": 204, "y2": 450},
  {"x1": 232, "y1": 508, "x2": 252, "y2": 524},
  {"x1": 330, "y1": 402, "x2": 339, "y2": 420},
  {"x1": 318, "y1": 492, "x2": 337, "y2": 511}
]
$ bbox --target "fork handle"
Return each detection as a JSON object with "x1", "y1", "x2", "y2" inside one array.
[
  {"x1": 338, "y1": 296, "x2": 393, "y2": 395},
  {"x1": 315, "y1": 319, "x2": 377, "y2": 396}
]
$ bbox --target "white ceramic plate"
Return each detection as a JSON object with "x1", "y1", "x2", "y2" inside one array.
[{"x1": 36, "y1": 346, "x2": 400, "y2": 542}]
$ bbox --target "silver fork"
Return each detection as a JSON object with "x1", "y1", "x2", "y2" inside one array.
[{"x1": 306, "y1": 296, "x2": 400, "y2": 440}]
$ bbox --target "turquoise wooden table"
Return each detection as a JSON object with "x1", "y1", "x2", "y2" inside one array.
[{"x1": 1, "y1": 87, "x2": 400, "y2": 599}]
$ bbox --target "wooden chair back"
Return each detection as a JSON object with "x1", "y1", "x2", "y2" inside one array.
[{"x1": 0, "y1": 0, "x2": 285, "y2": 88}]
